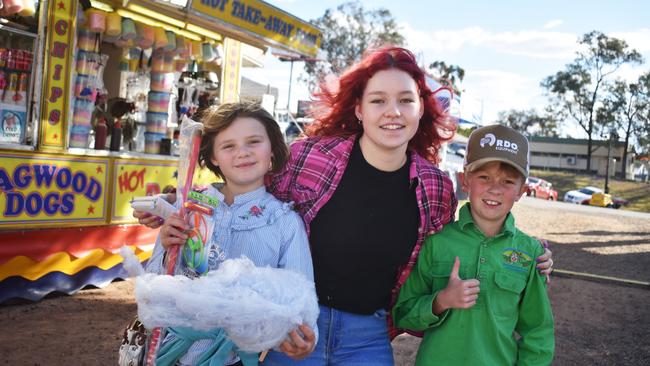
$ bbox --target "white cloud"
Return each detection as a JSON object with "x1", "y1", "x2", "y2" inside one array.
[
  {"x1": 543, "y1": 19, "x2": 564, "y2": 30},
  {"x1": 611, "y1": 28, "x2": 650, "y2": 53},
  {"x1": 611, "y1": 63, "x2": 648, "y2": 83},
  {"x1": 400, "y1": 23, "x2": 650, "y2": 127},
  {"x1": 460, "y1": 70, "x2": 546, "y2": 124},
  {"x1": 402, "y1": 23, "x2": 578, "y2": 60}
]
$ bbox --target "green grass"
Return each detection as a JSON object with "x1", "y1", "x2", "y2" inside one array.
[{"x1": 530, "y1": 169, "x2": 650, "y2": 213}]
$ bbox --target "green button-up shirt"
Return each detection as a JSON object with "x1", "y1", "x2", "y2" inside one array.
[{"x1": 393, "y1": 203, "x2": 554, "y2": 366}]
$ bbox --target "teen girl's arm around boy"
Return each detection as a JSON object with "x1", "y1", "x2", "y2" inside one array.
[{"x1": 515, "y1": 240, "x2": 555, "y2": 365}]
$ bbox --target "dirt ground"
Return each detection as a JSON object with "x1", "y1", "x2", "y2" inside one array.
[{"x1": 1, "y1": 197, "x2": 649, "y2": 365}]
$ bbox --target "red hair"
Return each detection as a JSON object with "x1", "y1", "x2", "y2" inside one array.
[{"x1": 307, "y1": 46, "x2": 456, "y2": 163}]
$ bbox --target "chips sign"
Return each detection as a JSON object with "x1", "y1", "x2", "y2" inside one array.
[{"x1": 40, "y1": 0, "x2": 76, "y2": 150}]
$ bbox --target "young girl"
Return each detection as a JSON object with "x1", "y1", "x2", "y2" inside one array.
[{"x1": 146, "y1": 102, "x2": 315, "y2": 366}]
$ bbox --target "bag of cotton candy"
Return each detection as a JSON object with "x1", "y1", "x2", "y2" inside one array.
[{"x1": 119, "y1": 247, "x2": 319, "y2": 353}]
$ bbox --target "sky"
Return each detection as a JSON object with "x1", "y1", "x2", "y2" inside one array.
[{"x1": 242, "y1": 0, "x2": 650, "y2": 137}]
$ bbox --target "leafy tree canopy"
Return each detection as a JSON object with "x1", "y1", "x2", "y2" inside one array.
[
  {"x1": 301, "y1": 1, "x2": 405, "y2": 91},
  {"x1": 428, "y1": 61, "x2": 465, "y2": 96},
  {"x1": 497, "y1": 108, "x2": 560, "y2": 137},
  {"x1": 541, "y1": 30, "x2": 643, "y2": 171}
]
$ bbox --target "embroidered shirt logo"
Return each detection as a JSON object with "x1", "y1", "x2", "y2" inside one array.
[
  {"x1": 239, "y1": 205, "x2": 266, "y2": 220},
  {"x1": 502, "y1": 248, "x2": 533, "y2": 272}
]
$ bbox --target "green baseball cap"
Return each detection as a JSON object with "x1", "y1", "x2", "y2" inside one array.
[{"x1": 464, "y1": 124, "x2": 529, "y2": 178}]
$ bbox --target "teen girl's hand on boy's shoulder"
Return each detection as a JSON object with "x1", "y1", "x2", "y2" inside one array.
[
  {"x1": 535, "y1": 240, "x2": 554, "y2": 284},
  {"x1": 278, "y1": 324, "x2": 316, "y2": 360},
  {"x1": 160, "y1": 213, "x2": 189, "y2": 250},
  {"x1": 433, "y1": 257, "x2": 481, "y2": 315}
]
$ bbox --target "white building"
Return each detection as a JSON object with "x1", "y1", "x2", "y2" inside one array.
[{"x1": 528, "y1": 136, "x2": 634, "y2": 179}]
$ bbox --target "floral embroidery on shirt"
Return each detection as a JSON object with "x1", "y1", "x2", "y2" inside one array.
[{"x1": 239, "y1": 205, "x2": 266, "y2": 220}]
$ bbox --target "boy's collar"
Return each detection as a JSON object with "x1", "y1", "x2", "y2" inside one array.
[{"x1": 458, "y1": 202, "x2": 516, "y2": 237}]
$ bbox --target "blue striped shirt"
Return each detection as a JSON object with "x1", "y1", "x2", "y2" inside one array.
[{"x1": 146, "y1": 184, "x2": 314, "y2": 365}]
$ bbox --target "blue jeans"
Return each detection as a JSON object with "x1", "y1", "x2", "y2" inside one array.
[{"x1": 262, "y1": 305, "x2": 394, "y2": 366}]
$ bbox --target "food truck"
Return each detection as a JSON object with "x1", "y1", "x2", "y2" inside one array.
[{"x1": 0, "y1": 0, "x2": 321, "y2": 302}]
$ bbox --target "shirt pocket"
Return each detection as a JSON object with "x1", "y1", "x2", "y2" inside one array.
[
  {"x1": 430, "y1": 261, "x2": 467, "y2": 291},
  {"x1": 493, "y1": 270, "x2": 527, "y2": 317}
]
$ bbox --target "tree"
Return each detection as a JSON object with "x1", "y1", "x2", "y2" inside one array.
[
  {"x1": 638, "y1": 73, "x2": 650, "y2": 156},
  {"x1": 597, "y1": 72, "x2": 650, "y2": 178},
  {"x1": 541, "y1": 31, "x2": 643, "y2": 173},
  {"x1": 497, "y1": 108, "x2": 559, "y2": 137},
  {"x1": 428, "y1": 61, "x2": 465, "y2": 96},
  {"x1": 301, "y1": 1, "x2": 405, "y2": 91}
]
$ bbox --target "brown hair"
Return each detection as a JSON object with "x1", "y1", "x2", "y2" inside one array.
[{"x1": 198, "y1": 102, "x2": 289, "y2": 180}]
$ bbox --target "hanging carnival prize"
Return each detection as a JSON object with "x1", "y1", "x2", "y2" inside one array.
[
  {"x1": 181, "y1": 190, "x2": 219, "y2": 276},
  {"x1": 144, "y1": 115, "x2": 203, "y2": 366}
]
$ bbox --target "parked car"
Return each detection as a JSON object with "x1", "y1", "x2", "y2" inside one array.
[
  {"x1": 563, "y1": 186, "x2": 603, "y2": 204},
  {"x1": 447, "y1": 142, "x2": 467, "y2": 157},
  {"x1": 526, "y1": 177, "x2": 558, "y2": 200},
  {"x1": 611, "y1": 197, "x2": 630, "y2": 208}
]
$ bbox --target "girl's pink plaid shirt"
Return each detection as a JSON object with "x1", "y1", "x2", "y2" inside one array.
[{"x1": 266, "y1": 134, "x2": 457, "y2": 339}]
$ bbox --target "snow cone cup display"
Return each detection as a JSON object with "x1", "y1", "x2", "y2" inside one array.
[
  {"x1": 74, "y1": 74, "x2": 95, "y2": 99},
  {"x1": 72, "y1": 98, "x2": 94, "y2": 126},
  {"x1": 164, "y1": 30, "x2": 176, "y2": 52},
  {"x1": 146, "y1": 112, "x2": 168, "y2": 134},
  {"x1": 144, "y1": 132, "x2": 165, "y2": 154},
  {"x1": 150, "y1": 72, "x2": 173, "y2": 92},
  {"x1": 121, "y1": 18, "x2": 137, "y2": 40},
  {"x1": 77, "y1": 29, "x2": 96, "y2": 52},
  {"x1": 150, "y1": 49, "x2": 165, "y2": 73},
  {"x1": 147, "y1": 91, "x2": 170, "y2": 113},
  {"x1": 76, "y1": 50, "x2": 92, "y2": 75},
  {"x1": 136, "y1": 23, "x2": 154, "y2": 49},
  {"x1": 128, "y1": 58, "x2": 139, "y2": 72},
  {"x1": 105, "y1": 12, "x2": 121, "y2": 37},
  {"x1": 163, "y1": 52, "x2": 175, "y2": 73},
  {"x1": 86, "y1": 9, "x2": 106, "y2": 33},
  {"x1": 154, "y1": 26, "x2": 168, "y2": 49},
  {"x1": 69, "y1": 125, "x2": 91, "y2": 148}
]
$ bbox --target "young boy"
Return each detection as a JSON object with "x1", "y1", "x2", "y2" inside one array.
[{"x1": 393, "y1": 125, "x2": 554, "y2": 365}]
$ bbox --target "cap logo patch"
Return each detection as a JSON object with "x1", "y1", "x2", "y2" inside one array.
[
  {"x1": 480, "y1": 133, "x2": 496, "y2": 147},
  {"x1": 480, "y1": 133, "x2": 519, "y2": 154}
]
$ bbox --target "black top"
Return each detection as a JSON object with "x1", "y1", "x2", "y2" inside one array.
[{"x1": 309, "y1": 138, "x2": 419, "y2": 314}]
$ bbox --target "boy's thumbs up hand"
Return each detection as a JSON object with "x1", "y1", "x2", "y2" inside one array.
[
  {"x1": 449, "y1": 255, "x2": 462, "y2": 280},
  {"x1": 433, "y1": 257, "x2": 481, "y2": 314}
]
